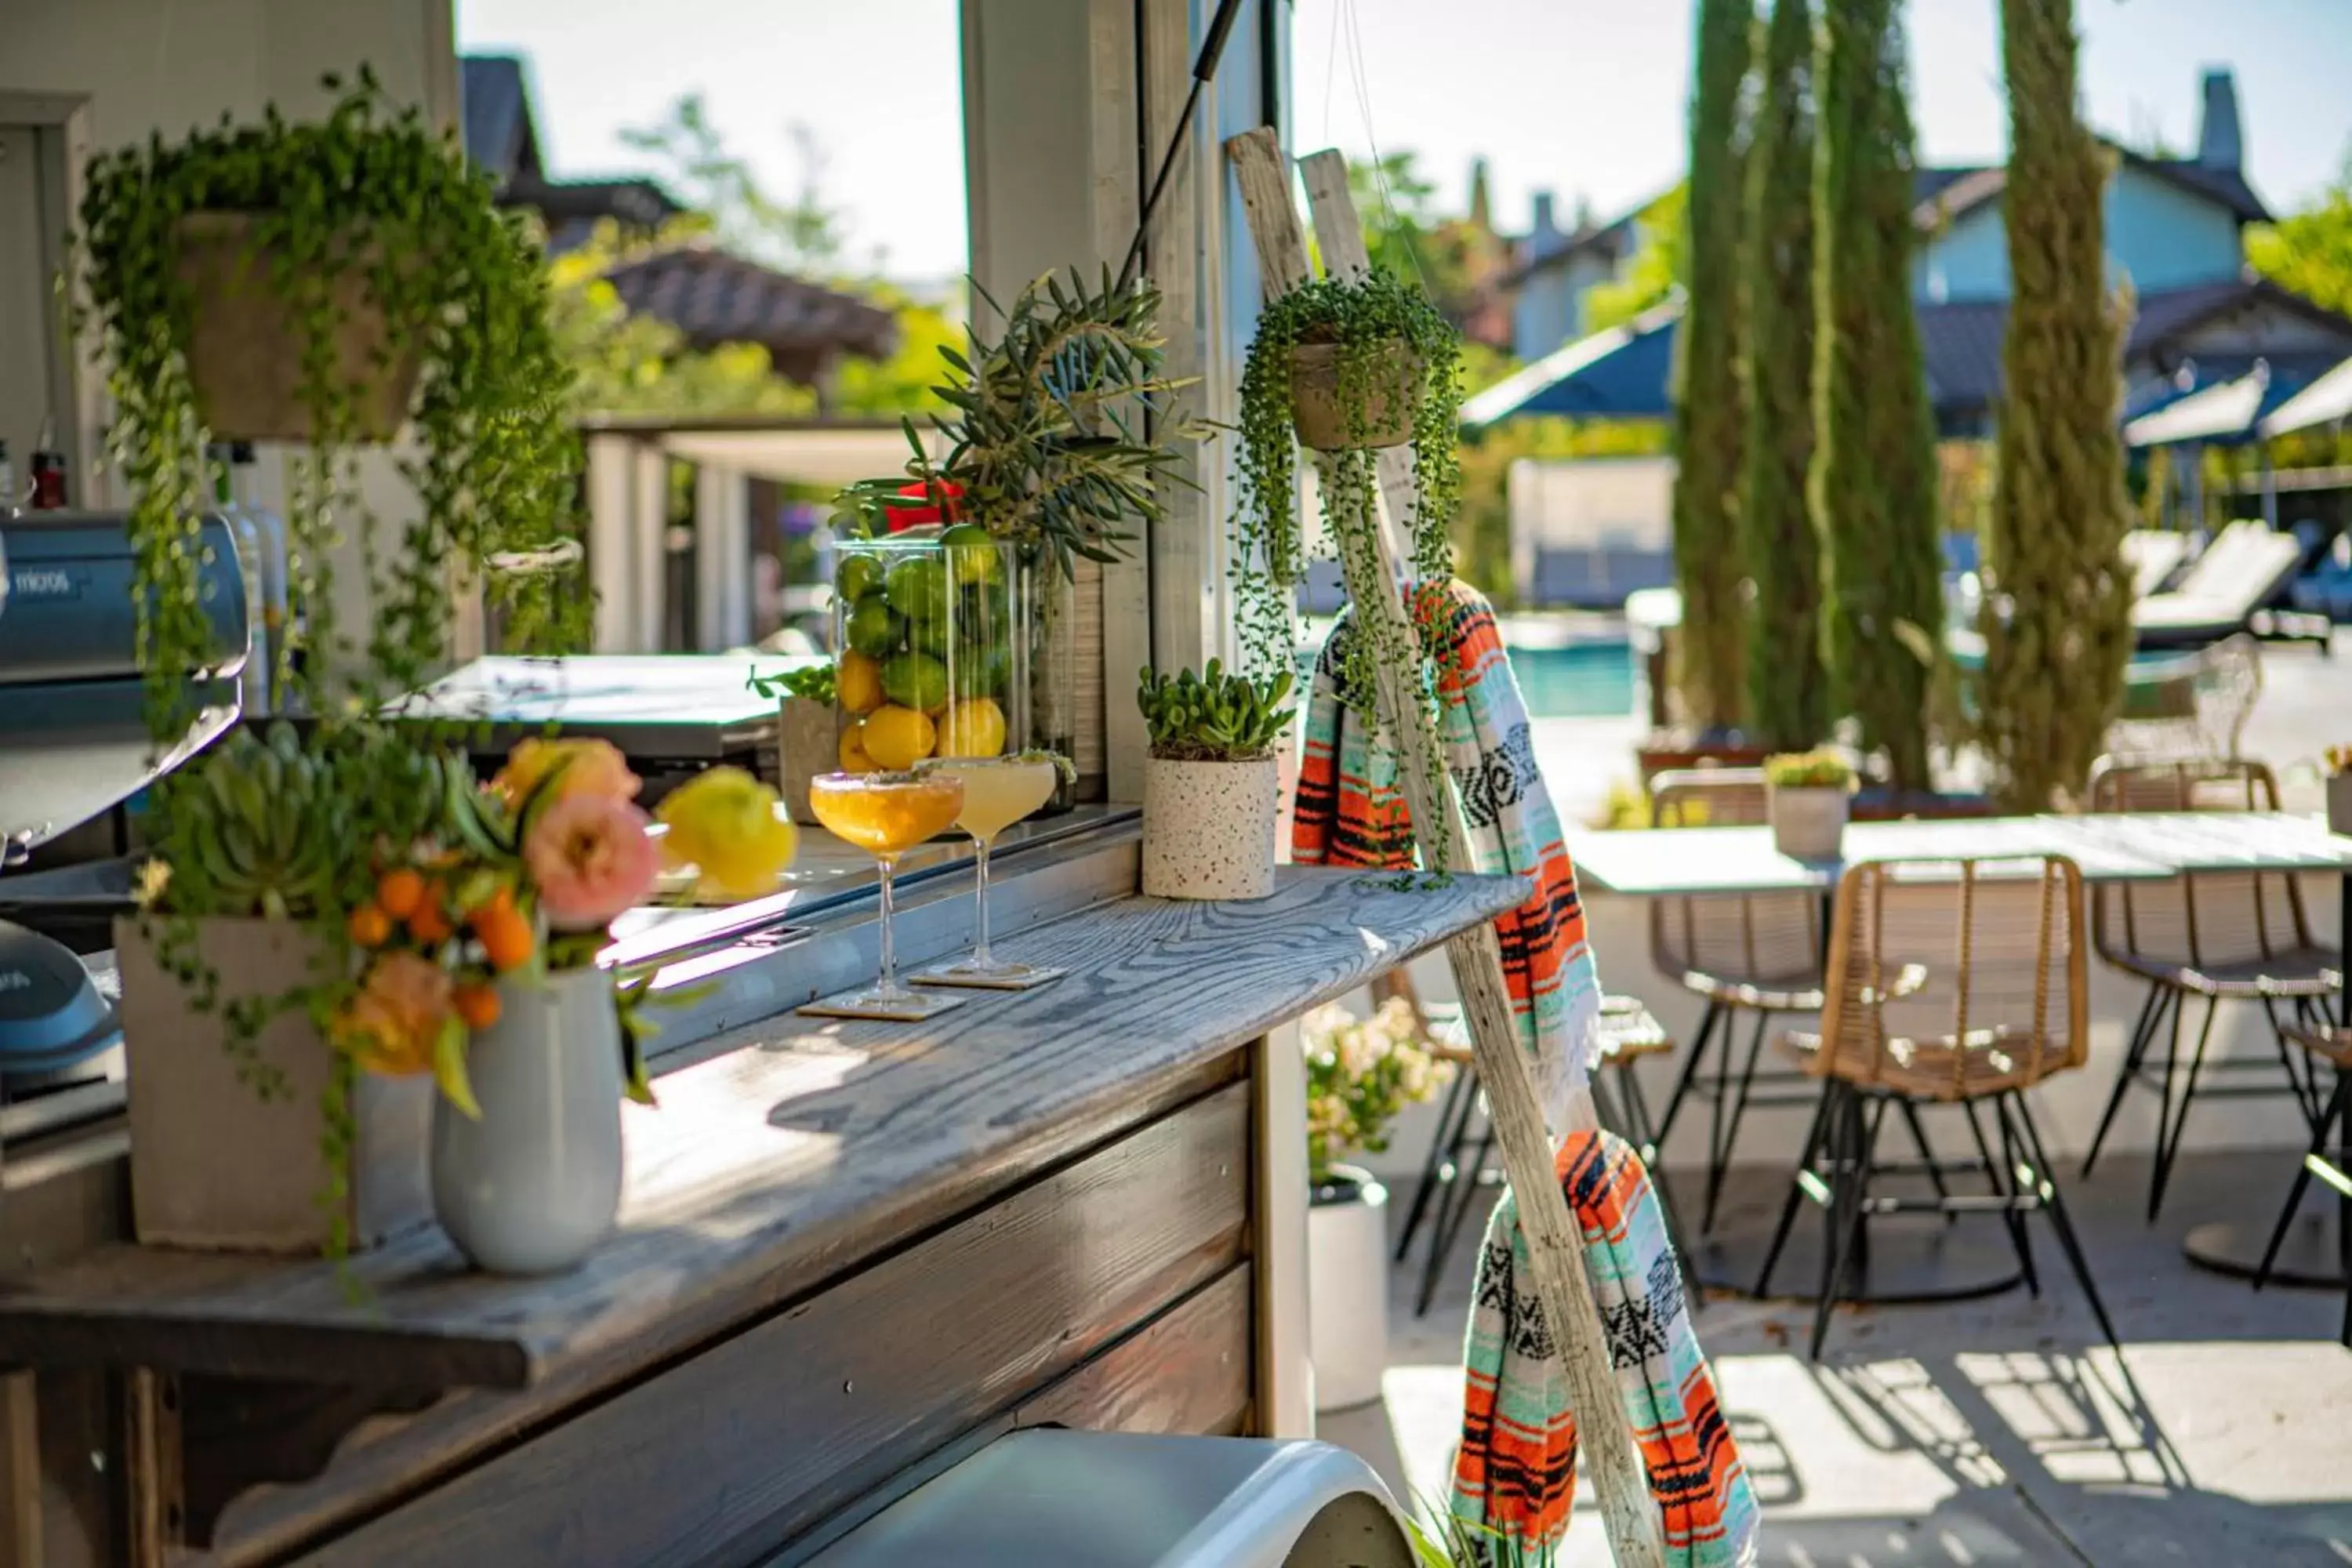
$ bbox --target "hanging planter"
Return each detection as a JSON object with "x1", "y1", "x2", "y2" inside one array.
[
  {"x1": 172, "y1": 213, "x2": 421, "y2": 442},
  {"x1": 1137, "y1": 662, "x2": 1294, "y2": 901},
  {"x1": 1288, "y1": 336, "x2": 1422, "y2": 452}
]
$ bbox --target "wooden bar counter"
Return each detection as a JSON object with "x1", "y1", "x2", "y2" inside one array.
[{"x1": 0, "y1": 826, "x2": 1524, "y2": 1566}]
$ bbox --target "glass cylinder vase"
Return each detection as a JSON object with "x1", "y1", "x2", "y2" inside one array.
[{"x1": 831, "y1": 531, "x2": 1028, "y2": 780}]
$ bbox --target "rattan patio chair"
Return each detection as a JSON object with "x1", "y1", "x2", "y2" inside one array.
[
  {"x1": 1753, "y1": 855, "x2": 2120, "y2": 1360},
  {"x1": 1642, "y1": 769, "x2": 1959, "y2": 1234},
  {"x1": 2255, "y1": 1021, "x2": 2350, "y2": 1349},
  {"x1": 2078, "y1": 758, "x2": 2343, "y2": 1221}
]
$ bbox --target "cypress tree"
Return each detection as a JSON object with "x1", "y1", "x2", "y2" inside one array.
[
  {"x1": 1980, "y1": 0, "x2": 2133, "y2": 809},
  {"x1": 1668, "y1": 0, "x2": 1754, "y2": 735},
  {"x1": 1738, "y1": 0, "x2": 1827, "y2": 750},
  {"x1": 1810, "y1": 0, "x2": 1942, "y2": 792}
]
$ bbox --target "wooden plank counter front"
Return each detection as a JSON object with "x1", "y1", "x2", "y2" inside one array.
[{"x1": 0, "y1": 863, "x2": 1527, "y2": 1567}]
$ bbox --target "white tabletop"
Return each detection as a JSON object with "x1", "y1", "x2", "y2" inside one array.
[{"x1": 1564, "y1": 812, "x2": 2352, "y2": 897}]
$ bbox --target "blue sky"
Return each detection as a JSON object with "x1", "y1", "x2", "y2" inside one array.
[{"x1": 456, "y1": 0, "x2": 2352, "y2": 282}]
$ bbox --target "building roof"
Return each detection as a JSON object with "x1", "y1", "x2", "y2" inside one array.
[
  {"x1": 1465, "y1": 277, "x2": 2352, "y2": 430},
  {"x1": 1911, "y1": 145, "x2": 2271, "y2": 229},
  {"x1": 604, "y1": 246, "x2": 899, "y2": 368},
  {"x1": 460, "y1": 55, "x2": 682, "y2": 230}
]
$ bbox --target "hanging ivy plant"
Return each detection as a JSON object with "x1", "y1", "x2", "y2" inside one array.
[
  {"x1": 72, "y1": 66, "x2": 589, "y2": 744},
  {"x1": 1232, "y1": 269, "x2": 1464, "y2": 873}
]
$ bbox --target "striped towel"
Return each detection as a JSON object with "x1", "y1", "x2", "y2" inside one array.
[
  {"x1": 1290, "y1": 579, "x2": 1756, "y2": 1565},
  {"x1": 1292, "y1": 579, "x2": 1602, "y2": 1120}
]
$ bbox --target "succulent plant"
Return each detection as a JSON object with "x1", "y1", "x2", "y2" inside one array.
[
  {"x1": 154, "y1": 723, "x2": 343, "y2": 919},
  {"x1": 1763, "y1": 748, "x2": 1857, "y2": 790},
  {"x1": 1138, "y1": 661, "x2": 1295, "y2": 763}
]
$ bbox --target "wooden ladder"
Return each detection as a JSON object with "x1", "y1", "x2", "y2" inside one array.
[{"x1": 1227, "y1": 127, "x2": 1668, "y2": 1568}]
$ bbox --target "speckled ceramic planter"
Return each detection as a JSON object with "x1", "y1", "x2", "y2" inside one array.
[{"x1": 1142, "y1": 755, "x2": 1279, "y2": 901}]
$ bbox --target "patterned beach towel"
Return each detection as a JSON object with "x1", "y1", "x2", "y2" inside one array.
[
  {"x1": 1290, "y1": 579, "x2": 1755, "y2": 1566},
  {"x1": 1292, "y1": 578, "x2": 1602, "y2": 1122}
]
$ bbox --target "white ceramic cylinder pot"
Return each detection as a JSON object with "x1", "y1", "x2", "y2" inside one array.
[
  {"x1": 1308, "y1": 1166, "x2": 1391, "y2": 1413},
  {"x1": 1769, "y1": 786, "x2": 1849, "y2": 860},
  {"x1": 431, "y1": 967, "x2": 625, "y2": 1276},
  {"x1": 1142, "y1": 754, "x2": 1280, "y2": 901}
]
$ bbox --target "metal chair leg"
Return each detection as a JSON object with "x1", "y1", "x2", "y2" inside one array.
[
  {"x1": 1415, "y1": 1110, "x2": 1497, "y2": 1319},
  {"x1": 1811, "y1": 1087, "x2": 1885, "y2": 1363},
  {"x1": 1896, "y1": 1098, "x2": 1957, "y2": 1222},
  {"x1": 1392, "y1": 1067, "x2": 1474, "y2": 1264},
  {"x1": 2082, "y1": 986, "x2": 2165, "y2": 1179},
  {"x1": 1703, "y1": 1009, "x2": 1773, "y2": 1234},
  {"x1": 1753, "y1": 1087, "x2": 1831, "y2": 1299},
  {"x1": 2253, "y1": 1069, "x2": 2351, "y2": 1290},
  {"x1": 1653, "y1": 1000, "x2": 1722, "y2": 1149},
  {"x1": 2150, "y1": 996, "x2": 2220, "y2": 1223},
  {"x1": 2006, "y1": 1092, "x2": 2125, "y2": 1356},
  {"x1": 1966, "y1": 1098, "x2": 2039, "y2": 1298}
]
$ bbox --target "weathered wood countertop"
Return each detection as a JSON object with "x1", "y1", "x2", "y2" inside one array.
[{"x1": 0, "y1": 866, "x2": 1525, "y2": 1392}]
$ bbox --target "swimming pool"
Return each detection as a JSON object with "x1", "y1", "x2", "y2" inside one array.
[{"x1": 1294, "y1": 623, "x2": 1639, "y2": 720}]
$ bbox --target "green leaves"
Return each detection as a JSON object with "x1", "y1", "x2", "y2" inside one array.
[
  {"x1": 1137, "y1": 660, "x2": 1295, "y2": 762},
  {"x1": 747, "y1": 662, "x2": 837, "y2": 704}
]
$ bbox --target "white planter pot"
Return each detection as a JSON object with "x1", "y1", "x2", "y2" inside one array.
[
  {"x1": 1769, "y1": 785, "x2": 1849, "y2": 860},
  {"x1": 431, "y1": 967, "x2": 624, "y2": 1276},
  {"x1": 2328, "y1": 773, "x2": 2352, "y2": 837},
  {"x1": 1142, "y1": 755, "x2": 1279, "y2": 901},
  {"x1": 1308, "y1": 1166, "x2": 1390, "y2": 1414}
]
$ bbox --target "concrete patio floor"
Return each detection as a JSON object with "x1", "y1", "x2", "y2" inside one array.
[{"x1": 1322, "y1": 1149, "x2": 2352, "y2": 1565}]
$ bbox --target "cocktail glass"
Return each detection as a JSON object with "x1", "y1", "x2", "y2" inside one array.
[
  {"x1": 913, "y1": 755, "x2": 1063, "y2": 988},
  {"x1": 803, "y1": 770, "x2": 967, "y2": 1019}
]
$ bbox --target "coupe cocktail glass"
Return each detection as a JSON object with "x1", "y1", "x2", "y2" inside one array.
[
  {"x1": 913, "y1": 755, "x2": 1061, "y2": 986},
  {"x1": 805, "y1": 770, "x2": 966, "y2": 1018}
]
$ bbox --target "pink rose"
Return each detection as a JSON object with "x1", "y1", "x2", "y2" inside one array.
[{"x1": 524, "y1": 792, "x2": 659, "y2": 931}]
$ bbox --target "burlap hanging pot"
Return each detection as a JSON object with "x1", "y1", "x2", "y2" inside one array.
[{"x1": 173, "y1": 212, "x2": 422, "y2": 443}]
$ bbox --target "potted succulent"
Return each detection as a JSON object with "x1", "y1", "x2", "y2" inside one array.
[
  {"x1": 748, "y1": 661, "x2": 840, "y2": 826},
  {"x1": 1764, "y1": 749, "x2": 1857, "y2": 859},
  {"x1": 401, "y1": 739, "x2": 795, "y2": 1275},
  {"x1": 835, "y1": 270, "x2": 1204, "y2": 807},
  {"x1": 2327, "y1": 746, "x2": 2352, "y2": 837},
  {"x1": 1137, "y1": 662, "x2": 1295, "y2": 901},
  {"x1": 1302, "y1": 996, "x2": 1448, "y2": 1411},
  {"x1": 118, "y1": 724, "x2": 449, "y2": 1254}
]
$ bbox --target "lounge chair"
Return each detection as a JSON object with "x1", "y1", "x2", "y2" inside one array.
[
  {"x1": 2121, "y1": 529, "x2": 2190, "y2": 597},
  {"x1": 2134, "y1": 521, "x2": 2312, "y2": 650}
]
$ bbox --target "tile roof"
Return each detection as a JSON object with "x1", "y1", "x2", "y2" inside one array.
[{"x1": 603, "y1": 246, "x2": 900, "y2": 365}]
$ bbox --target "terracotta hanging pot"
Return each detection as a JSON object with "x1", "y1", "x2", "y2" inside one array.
[
  {"x1": 174, "y1": 212, "x2": 421, "y2": 443},
  {"x1": 1287, "y1": 337, "x2": 1422, "y2": 452}
]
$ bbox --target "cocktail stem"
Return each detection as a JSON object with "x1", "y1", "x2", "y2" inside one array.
[
  {"x1": 971, "y1": 837, "x2": 994, "y2": 968},
  {"x1": 877, "y1": 853, "x2": 899, "y2": 995}
]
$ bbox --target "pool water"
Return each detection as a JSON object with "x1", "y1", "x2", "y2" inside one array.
[{"x1": 1294, "y1": 627, "x2": 1638, "y2": 720}]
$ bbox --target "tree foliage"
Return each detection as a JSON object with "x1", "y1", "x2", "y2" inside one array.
[
  {"x1": 618, "y1": 94, "x2": 865, "y2": 277},
  {"x1": 1810, "y1": 0, "x2": 1942, "y2": 790},
  {"x1": 1668, "y1": 0, "x2": 1754, "y2": 734},
  {"x1": 1739, "y1": 0, "x2": 1828, "y2": 750},
  {"x1": 2247, "y1": 157, "x2": 2352, "y2": 318},
  {"x1": 1979, "y1": 0, "x2": 2134, "y2": 809}
]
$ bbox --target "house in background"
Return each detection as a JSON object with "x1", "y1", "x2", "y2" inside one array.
[
  {"x1": 1502, "y1": 193, "x2": 1645, "y2": 362},
  {"x1": 1479, "y1": 67, "x2": 2352, "y2": 437},
  {"x1": 460, "y1": 54, "x2": 897, "y2": 400}
]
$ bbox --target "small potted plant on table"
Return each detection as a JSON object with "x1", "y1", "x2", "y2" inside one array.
[
  {"x1": 1764, "y1": 749, "x2": 1856, "y2": 860},
  {"x1": 1137, "y1": 662, "x2": 1294, "y2": 901},
  {"x1": 1303, "y1": 996, "x2": 1447, "y2": 1411},
  {"x1": 2326, "y1": 746, "x2": 2352, "y2": 837}
]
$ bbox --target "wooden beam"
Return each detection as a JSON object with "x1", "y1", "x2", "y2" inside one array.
[{"x1": 1225, "y1": 125, "x2": 1667, "y2": 1568}]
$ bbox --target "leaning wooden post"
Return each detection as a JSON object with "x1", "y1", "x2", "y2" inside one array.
[{"x1": 1225, "y1": 128, "x2": 1668, "y2": 1568}]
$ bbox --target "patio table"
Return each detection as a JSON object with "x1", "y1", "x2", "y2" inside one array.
[{"x1": 1565, "y1": 811, "x2": 2352, "y2": 1301}]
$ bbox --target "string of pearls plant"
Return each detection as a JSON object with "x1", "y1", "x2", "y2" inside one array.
[{"x1": 1231, "y1": 268, "x2": 1465, "y2": 879}]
